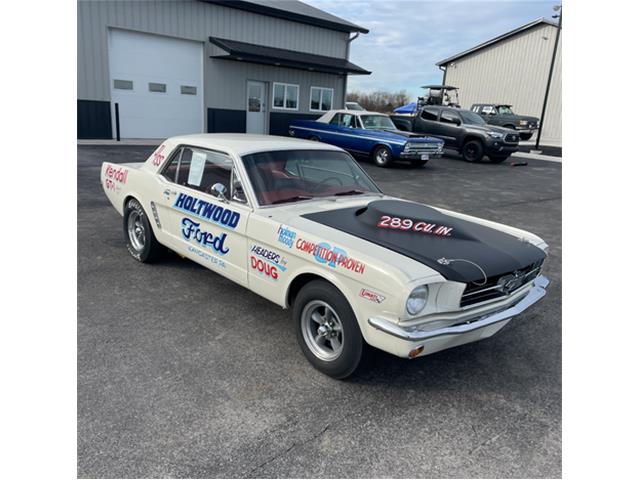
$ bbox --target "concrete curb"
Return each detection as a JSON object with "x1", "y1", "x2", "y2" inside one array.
[{"x1": 512, "y1": 151, "x2": 562, "y2": 163}]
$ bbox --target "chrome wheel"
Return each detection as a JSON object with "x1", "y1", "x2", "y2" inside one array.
[
  {"x1": 301, "y1": 300, "x2": 344, "y2": 361},
  {"x1": 375, "y1": 147, "x2": 389, "y2": 165},
  {"x1": 127, "y1": 210, "x2": 146, "y2": 252}
]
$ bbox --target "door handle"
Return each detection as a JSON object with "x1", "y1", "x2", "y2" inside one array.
[{"x1": 163, "y1": 189, "x2": 177, "y2": 197}]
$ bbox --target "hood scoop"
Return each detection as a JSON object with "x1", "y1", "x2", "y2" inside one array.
[{"x1": 302, "y1": 200, "x2": 545, "y2": 284}]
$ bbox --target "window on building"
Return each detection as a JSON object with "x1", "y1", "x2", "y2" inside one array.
[
  {"x1": 310, "y1": 87, "x2": 333, "y2": 111},
  {"x1": 273, "y1": 82, "x2": 299, "y2": 110},
  {"x1": 148, "y1": 82, "x2": 166, "y2": 93},
  {"x1": 113, "y1": 79, "x2": 133, "y2": 90}
]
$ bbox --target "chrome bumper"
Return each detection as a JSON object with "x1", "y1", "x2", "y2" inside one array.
[{"x1": 368, "y1": 275, "x2": 549, "y2": 342}]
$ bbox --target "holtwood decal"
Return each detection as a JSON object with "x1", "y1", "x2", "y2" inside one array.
[{"x1": 174, "y1": 193, "x2": 240, "y2": 229}]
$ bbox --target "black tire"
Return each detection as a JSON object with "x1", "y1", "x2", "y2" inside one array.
[
  {"x1": 461, "y1": 139, "x2": 484, "y2": 162},
  {"x1": 519, "y1": 132, "x2": 533, "y2": 141},
  {"x1": 488, "y1": 155, "x2": 509, "y2": 163},
  {"x1": 411, "y1": 159, "x2": 429, "y2": 167},
  {"x1": 123, "y1": 198, "x2": 163, "y2": 263},
  {"x1": 372, "y1": 145, "x2": 393, "y2": 168},
  {"x1": 294, "y1": 280, "x2": 366, "y2": 379}
]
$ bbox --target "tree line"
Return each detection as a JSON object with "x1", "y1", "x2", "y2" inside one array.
[{"x1": 345, "y1": 90, "x2": 412, "y2": 112}]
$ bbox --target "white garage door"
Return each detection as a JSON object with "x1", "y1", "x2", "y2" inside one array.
[{"x1": 108, "y1": 29, "x2": 203, "y2": 139}]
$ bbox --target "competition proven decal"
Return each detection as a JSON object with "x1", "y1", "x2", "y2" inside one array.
[
  {"x1": 173, "y1": 193, "x2": 240, "y2": 229},
  {"x1": 377, "y1": 215, "x2": 453, "y2": 237},
  {"x1": 295, "y1": 239, "x2": 365, "y2": 274}
]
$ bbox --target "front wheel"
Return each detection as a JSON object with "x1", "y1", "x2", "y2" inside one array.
[
  {"x1": 372, "y1": 145, "x2": 393, "y2": 168},
  {"x1": 462, "y1": 140, "x2": 484, "y2": 162},
  {"x1": 123, "y1": 198, "x2": 164, "y2": 262},
  {"x1": 294, "y1": 280, "x2": 366, "y2": 379}
]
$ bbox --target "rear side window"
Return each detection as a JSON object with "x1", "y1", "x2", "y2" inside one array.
[{"x1": 421, "y1": 108, "x2": 439, "y2": 121}]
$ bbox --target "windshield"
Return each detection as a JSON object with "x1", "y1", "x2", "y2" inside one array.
[
  {"x1": 346, "y1": 102, "x2": 364, "y2": 111},
  {"x1": 459, "y1": 110, "x2": 486, "y2": 125},
  {"x1": 496, "y1": 105, "x2": 514, "y2": 115},
  {"x1": 360, "y1": 114, "x2": 396, "y2": 130},
  {"x1": 242, "y1": 150, "x2": 382, "y2": 206}
]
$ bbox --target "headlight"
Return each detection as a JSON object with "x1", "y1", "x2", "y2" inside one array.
[
  {"x1": 406, "y1": 285, "x2": 428, "y2": 315},
  {"x1": 519, "y1": 120, "x2": 528, "y2": 126},
  {"x1": 488, "y1": 132, "x2": 503, "y2": 139}
]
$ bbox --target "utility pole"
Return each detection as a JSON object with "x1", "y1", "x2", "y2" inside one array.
[{"x1": 535, "y1": 4, "x2": 562, "y2": 150}]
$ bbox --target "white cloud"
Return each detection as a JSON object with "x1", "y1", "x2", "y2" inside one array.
[{"x1": 305, "y1": 0, "x2": 558, "y2": 99}]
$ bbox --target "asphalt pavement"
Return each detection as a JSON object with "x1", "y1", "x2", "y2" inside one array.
[{"x1": 78, "y1": 146, "x2": 561, "y2": 478}]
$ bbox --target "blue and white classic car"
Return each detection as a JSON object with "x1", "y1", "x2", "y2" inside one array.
[{"x1": 289, "y1": 110, "x2": 444, "y2": 168}]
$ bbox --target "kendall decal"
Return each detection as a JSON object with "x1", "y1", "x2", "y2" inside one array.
[
  {"x1": 295, "y1": 239, "x2": 365, "y2": 275},
  {"x1": 277, "y1": 225, "x2": 296, "y2": 248},
  {"x1": 377, "y1": 215, "x2": 453, "y2": 237},
  {"x1": 105, "y1": 165, "x2": 129, "y2": 184},
  {"x1": 181, "y1": 218, "x2": 229, "y2": 255},
  {"x1": 174, "y1": 193, "x2": 240, "y2": 229}
]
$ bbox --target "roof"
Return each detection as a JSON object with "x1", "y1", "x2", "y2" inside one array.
[
  {"x1": 436, "y1": 18, "x2": 558, "y2": 66},
  {"x1": 316, "y1": 109, "x2": 386, "y2": 121},
  {"x1": 201, "y1": 0, "x2": 369, "y2": 33},
  {"x1": 421, "y1": 85, "x2": 458, "y2": 90},
  {"x1": 167, "y1": 133, "x2": 344, "y2": 156},
  {"x1": 209, "y1": 37, "x2": 370, "y2": 75}
]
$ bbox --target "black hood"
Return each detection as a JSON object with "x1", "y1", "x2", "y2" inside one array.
[{"x1": 302, "y1": 200, "x2": 545, "y2": 284}]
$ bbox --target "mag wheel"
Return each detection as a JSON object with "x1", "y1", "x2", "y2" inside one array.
[
  {"x1": 294, "y1": 280, "x2": 366, "y2": 379},
  {"x1": 373, "y1": 145, "x2": 393, "y2": 168},
  {"x1": 123, "y1": 198, "x2": 163, "y2": 263}
]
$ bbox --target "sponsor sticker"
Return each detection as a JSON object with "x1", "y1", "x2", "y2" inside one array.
[
  {"x1": 173, "y1": 193, "x2": 240, "y2": 230},
  {"x1": 295, "y1": 238, "x2": 365, "y2": 275},
  {"x1": 181, "y1": 218, "x2": 229, "y2": 256},
  {"x1": 377, "y1": 215, "x2": 453, "y2": 237},
  {"x1": 359, "y1": 288, "x2": 385, "y2": 304},
  {"x1": 104, "y1": 165, "x2": 128, "y2": 192},
  {"x1": 188, "y1": 245, "x2": 226, "y2": 269},
  {"x1": 277, "y1": 225, "x2": 296, "y2": 248},
  {"x1": 250, "y1": 245, "x2": 287, "y2": 281},
  {"x1": 152, "y1": 144, "x2": 166, "y2": 166}
]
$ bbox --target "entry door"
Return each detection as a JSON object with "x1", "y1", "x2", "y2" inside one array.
[{"x1": 246, "y1": 81, "x2": 267, "y2": 134}]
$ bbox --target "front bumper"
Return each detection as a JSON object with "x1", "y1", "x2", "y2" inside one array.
[
  {"x1": 487, "y1": 142, "x2": 519, "y2": 155},
  {"x1": 366, "y1": 276, "x2": 549, "y2": 355}
]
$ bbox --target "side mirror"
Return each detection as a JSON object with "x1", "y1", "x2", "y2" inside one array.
[
  {"x1": 211, "y1": 183, "x2": 229, "y2": 203},
  {"x1": 452, "y1": 117, "x2": 461, "y2": 126},
  {"x1": 489, "y1": 111, "x2": 497, "y2": 116}
]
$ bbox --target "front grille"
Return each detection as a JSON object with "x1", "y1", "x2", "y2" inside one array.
[
  {"x1": 460, "y1": 259, "x2": 544, "y2": 308},
  {"x1": 404, "y1": 142, "x2": 443, "y2": 154},
  {"x1": 505, "y1": 133, "x2": 520, "y2": 143}
]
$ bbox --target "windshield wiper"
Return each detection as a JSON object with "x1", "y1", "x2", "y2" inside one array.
[
  {"x1": 333, "y1": 189, "x2": 366, "y2": 196},
  {"x1": 270, "y1": 195, "x2": 313, "y2": 205}
]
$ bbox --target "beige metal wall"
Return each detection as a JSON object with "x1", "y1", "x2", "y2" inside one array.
[
  {"x1": 77, "y1": 0, "x2": 349, "y2": 104},
  {"x1": 443, "y1": 23, "x2": 562, "y2": 147}
]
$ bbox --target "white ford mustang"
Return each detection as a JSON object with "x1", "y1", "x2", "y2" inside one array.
[{"x1": 101, "y1": 134, "x2": 549, "y2": 379}]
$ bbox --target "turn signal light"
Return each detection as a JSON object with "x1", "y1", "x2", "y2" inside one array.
[{"x1": 408, "y1": 346, "x2": 424, "y2": 358}]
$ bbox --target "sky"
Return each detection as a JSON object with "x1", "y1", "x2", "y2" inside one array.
[{"x1": 305, "y1": 0, "x2": 559, "y2": 100}]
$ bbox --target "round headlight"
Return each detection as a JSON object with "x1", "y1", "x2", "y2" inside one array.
[{"x1": 406, "y1": 285, "x2": 428, "y2": 315}]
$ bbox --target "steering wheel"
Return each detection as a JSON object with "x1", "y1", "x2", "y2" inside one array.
[{"x1": 311, "y1": 176, "x2": 344, "y2": 192}]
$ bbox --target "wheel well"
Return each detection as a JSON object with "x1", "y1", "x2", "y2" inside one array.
[
  {"x1": 286, "y1": 273, "x2": 327, "y2": 308},
  {"x1": 370, "y1": 143, "x2": 391, "y2": 155},
  {"x1": 462, "y1": 135, "x2": 484, "y2": 146}
]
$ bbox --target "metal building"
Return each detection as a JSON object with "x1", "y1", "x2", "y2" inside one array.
[
  {"x1": 77, "y1": 0, "x2": 369, "y2": 139},
  {"x1": 436, "y1": 18, "x2": 562, "y2": 147}
]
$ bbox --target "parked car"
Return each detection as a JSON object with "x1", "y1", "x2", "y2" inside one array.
[
  {"x1": 470, "y1": 104, "x2": 539, "y2": 141},
  {"x1": 101, "y1": 134, "x2": 550, "y2": 379},
  {"x1": 345, "y1": 101, "x2": 365, "y2": 111},
  {"x1": 289, "y1": 110, "x2": 444, "y2": 167},
  {"x1": 391, "y1": 105, "x2": 520, "y2": 163}
]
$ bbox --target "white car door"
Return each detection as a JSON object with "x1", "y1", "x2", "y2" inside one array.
[{"x1": 154, "y1": 145, "x2": 251, "y2": 286}]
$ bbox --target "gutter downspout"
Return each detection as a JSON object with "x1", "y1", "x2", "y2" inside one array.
[
  {"x1": 439, "y1": 65, "x2": 447, "y2": 86},
  {"x1": 536, "y1": 11, "x2": 562, "y2": 149},
  {"x1": 343, "y1": 32, "x2": 359, "y2": 107}
]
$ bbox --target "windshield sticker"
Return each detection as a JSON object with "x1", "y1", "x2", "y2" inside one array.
[
  {"x1": 277, "y1": 225, "x2": 297, "y2": 248},
  {"x1": 181, "y1": 218, "x2": 229, "y2": 256},
  {"x1": 295, "y1": 239, "x2": 365, "y2": 274},
  {"x1": 173, "y1": 193, "x2": 240, "y2": 229},
  {"x1": 377, "y1": 215, "x2": 453, "y2": 237},
  {"x1": 187, "y1": 151, "x2": 206, "y2": 187}
]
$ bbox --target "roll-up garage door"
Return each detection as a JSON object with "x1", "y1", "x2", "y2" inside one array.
[{"x1": 108, "y1": 29, "x2": 203, "y2": 139}]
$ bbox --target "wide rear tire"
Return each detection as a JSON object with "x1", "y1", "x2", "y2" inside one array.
[
  {"x1": 294, "y1": 280, "x2": 366, "y2": 379},
  {"x1": 123, "y1": 198, "x2": 164, "y2": 263}
]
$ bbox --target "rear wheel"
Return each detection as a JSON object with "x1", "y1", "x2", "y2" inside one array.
[
  {"x1": 294, "y1": 280, "x2": 366, "y2": 379},
  {"x1": 462, "y1": 140, "x2": 484, "y2": 162},
  {"x1": 123, "y1": 198, "x2": 163, "y2": 263},
  {"x1": 372, "y1": 145, "x2": 393, "y2": 168}
]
